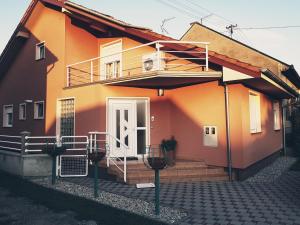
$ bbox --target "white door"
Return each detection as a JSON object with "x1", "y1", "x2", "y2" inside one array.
[{"x1": 108, "y1": 100, "x2": 136, "y2": 158}]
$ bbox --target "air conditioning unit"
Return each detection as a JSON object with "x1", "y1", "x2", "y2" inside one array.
[{"x1": 142, "y1": 52, "x2": 165, "y2": 72}]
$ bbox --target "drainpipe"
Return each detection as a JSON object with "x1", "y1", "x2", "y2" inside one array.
[
  {"x1": 224, "y1": 83, "x2": 233, "y2": 181},
  {"x1": 282, "y1": 100, "x2": 286, "y2": 156}
]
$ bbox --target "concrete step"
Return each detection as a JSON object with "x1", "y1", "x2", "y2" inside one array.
[
  {"x1": 102, "y1": 159, "x2": 228, "y2": 184},
  {"x1": 124, "y1": 173, "x2": 229, "y2": 185}
]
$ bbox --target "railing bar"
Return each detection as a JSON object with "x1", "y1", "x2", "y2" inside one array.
[
  {"x1": 26, "y1": 136, "x2": 57, "y2": 139},
  {"x1": 164, "y1": 57, "x2": 206, "y2": 60},
  {"x1": 25, "y1": 149, "x2": 43, "y2": 152},
  {"x1": 0, "y1": 146, "x2": 22, "y2": 151},
  {"x1": 25, "y1": 143, "x2": 56, "y2": 146},
  {"x1": 63, "y1": 142, "x2": 89, "y2": 145},
  {"x1": 164, "y1": 50, "x2": 206, "y2": 54},
  {"x1": 0, "y1": 135, "x2": 22, "y2": 138},
  {"x1": 0, "y1": 141, "x2": 22, "y2": 145},
  {"x1": 61, "y1": 136, "x2": 88, "y2": 139}
]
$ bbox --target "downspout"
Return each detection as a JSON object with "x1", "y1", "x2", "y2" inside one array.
[
  {"x1": 282, "y1": 100, "x2": 286, "y2": 156},
  {"x1": 224, "y1": 83, "x2": 233, "y2": 181}
]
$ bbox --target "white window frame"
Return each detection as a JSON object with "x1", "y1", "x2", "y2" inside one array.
[
  {"x1": 273, "y1": 101, "x2": 281, "y2": 131},
  {"x1": 35, "y1": 41, "x2": 45, "y2": 60},
  {"x1": 34, "y1": 101, "x2": 45, "y2": 120},
  {"x1": 3, "y1": 105, "x2": 13, "y2": 128},
  {"x1": 249, "y1": 92, "x2": 261, "y2": 134},
  {"x1": 19, "y1": 103, "x2": 26, "y2": 120}
]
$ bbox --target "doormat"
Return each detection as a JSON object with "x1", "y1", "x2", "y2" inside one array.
[
  {"x1": 116, "y1": 157, "x2": 139, "y2": 161},
  {"x1": 136, "y1": 183, "x2": 155, "y2": 189}
]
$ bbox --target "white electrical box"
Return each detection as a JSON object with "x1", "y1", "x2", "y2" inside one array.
[{"x1": 203, "y1": 126, "x2": 218, "y2": 147}]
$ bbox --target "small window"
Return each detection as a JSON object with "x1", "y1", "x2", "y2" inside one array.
[
  {"x1": 3, "y1": 105, "x2": 13, "y2": 127},
  {"x1": 19, "y1": 103, "x2": 26, "y2": 120},
  {"x1": 249, "y1": 93, "x2": 261, "y2": 133},
  {"x1": 36, "y1": 42, "x2": 45, "y2": 60},
  {"x1": 34, "y1": 101, "x2": 44, "y2": 119},
  {"x1": 273, "y1": 101, "x2": 281, "y2": 130}
]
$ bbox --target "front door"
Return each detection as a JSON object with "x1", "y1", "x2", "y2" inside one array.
[{"x1": 108, "y1": 100, "x2": 136, "y2": 158}]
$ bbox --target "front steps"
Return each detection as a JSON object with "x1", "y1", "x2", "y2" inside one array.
[{"x1": 99, "y1": 160, "x2": 229, "y2": 185}]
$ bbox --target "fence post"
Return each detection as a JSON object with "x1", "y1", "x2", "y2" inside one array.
[
  {"x1": 20, "y1": 131, "x2": 31, "y2": 155},
  {"x1": 156, "y1": 42, "x2": 161, "y2": 71}
]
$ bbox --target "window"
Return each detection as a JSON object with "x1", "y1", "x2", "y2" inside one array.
[
  {"x1": 34, "y1": 101, "x2": 44, "y2": 119},
  {"x1": 19, "y1": 103, "x2": 26, "y2": 120},
  {"x1": 105, "y1": 60, "x2": 121, "y2": 79},
  {"x1": 273, "y1": 101, "x2": 281, "y2": 130},
  {"x1": 249, "y1": 93, "x2": 261, "y2": 133},
  {"x1": 36, "y1": 42, "x2": 45, "y2": 60},
  {"x1": 3, "y1": 105, "x2": 13, "y2": 127}
]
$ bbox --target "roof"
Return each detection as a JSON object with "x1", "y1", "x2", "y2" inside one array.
[
  {"x1": 0, "y1": 0, "x2": 298, "y2": 91},
  {"x1": 183, "y1": 22, "x2": 300, "y2": 88},
  {"x1": 185, "y1": 22, "x2": 290, "y2": 67}
]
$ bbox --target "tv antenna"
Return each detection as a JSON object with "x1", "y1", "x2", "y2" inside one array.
[
  {"x1": 200, "y1": 13, "x2": 213, "y2": 24},
  {"x1": 160, "y1": 17, "x2": 176, "y2": 34},
  {"x1": 226, "y1": 24, "x2": 238, "y2": 38}
]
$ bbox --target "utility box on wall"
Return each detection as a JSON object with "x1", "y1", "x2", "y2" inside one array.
[{"x1": 203, "y1": 126, "x2": 218, "y2": 147}]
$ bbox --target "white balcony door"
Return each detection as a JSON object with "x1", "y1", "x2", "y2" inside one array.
[
  {"x1": 100, "y1": 40, "x2": 122, "y2": 80},
  {"x1": 108, "y1": 100, "x2": 136, "y2": 158}
]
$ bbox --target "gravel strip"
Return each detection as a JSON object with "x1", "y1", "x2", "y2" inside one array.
[
  {"x1": 245, "y1": 156, "x2": 298, "y2": 183},
  {"x1": 31, "y1": 178, "x2": 187, "y2": 224}
]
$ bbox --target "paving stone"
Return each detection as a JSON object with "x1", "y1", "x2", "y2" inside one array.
[{"x1": 62, "y1": 156, "x2": 300, "y2": 225}]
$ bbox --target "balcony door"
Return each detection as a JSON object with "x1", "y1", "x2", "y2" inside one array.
[
  {"x1": 108, "y1": 99, "x2": 149, "y2": 158},
  {"x1": 100, "y1": 40, "x2": 122, "y2": 80}
]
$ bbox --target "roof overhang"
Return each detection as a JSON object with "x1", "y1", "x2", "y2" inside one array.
[
  {"x1": 240, "y1": 70, "x2": 299, "y2": 99},
  {"x1": 282, "y1": 65, "x2": 300, "y2": 88},
  {"x1": 103, "y1": 71, "x2": 222, "y2": 89},
  {"x1": 0, "y1": 30, "x2": 30, "y2": 79}
]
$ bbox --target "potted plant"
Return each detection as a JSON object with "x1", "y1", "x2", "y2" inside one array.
[{"x1": 160, "y1": 136, "x2": 177, "y2": 166}]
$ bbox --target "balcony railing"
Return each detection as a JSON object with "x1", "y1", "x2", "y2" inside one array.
[{"x1": 66, "y1": 41, "x2": 209, "y2": 87}]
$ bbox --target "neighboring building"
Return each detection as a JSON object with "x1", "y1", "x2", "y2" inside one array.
[{"x1": 0, "y1": 0, "x2": 299, "y2": 182}]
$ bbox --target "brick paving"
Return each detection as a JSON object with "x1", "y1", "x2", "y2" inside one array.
[{"x1": 65, "y1": 163, "x2": 300, "y2": 225}]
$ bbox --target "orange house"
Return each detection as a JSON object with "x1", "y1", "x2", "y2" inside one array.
[{"x1": 0, "y1": 0, "x2": 299, "y2": 181}]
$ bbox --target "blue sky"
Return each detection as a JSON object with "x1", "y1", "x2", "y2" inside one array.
[{"x1": 1, "y1": 0, "x2": 300, "y2": 71}]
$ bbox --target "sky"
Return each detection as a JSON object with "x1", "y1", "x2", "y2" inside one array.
[{"x1": 0, "y1": 0, "x2": 300, "y2": 72}]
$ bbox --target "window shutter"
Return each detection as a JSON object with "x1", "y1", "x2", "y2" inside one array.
[
  {"x1": 273, "y1": 102, "x2": 280, "y2": 130},
  {"x1": 256, "y1": 95, "x2": 261, "y2": 132},
  {"x1": 249, "y1": 94, "x2": 257, "y2": 133}
]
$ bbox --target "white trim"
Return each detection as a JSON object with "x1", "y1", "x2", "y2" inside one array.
[
  {"x1": 19, "y1": 103, "x2": 26, "y2": 120},
  {"x1": 106, "y1": 97, "x2": 150, "y2": 158},
  {"x1": 34, "y1": 101, "x2": 45, "y2": 120},
  {"x1": 3, "y1": 104, "x2": 13, "y2": 128},
  {"x1": 56, "y1": 97, "x2": 76, "y2": 137},
  {"x1": 35, "y1": 41, "x2": 46, "y2": 61}
]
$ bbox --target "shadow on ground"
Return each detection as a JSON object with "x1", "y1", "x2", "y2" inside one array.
[
  {"x1": 290, "y1": 158, "x2": 300, "y2": 171},
  {"x1": 0, "y1": 171, "x2": 167, "y2": 225}
]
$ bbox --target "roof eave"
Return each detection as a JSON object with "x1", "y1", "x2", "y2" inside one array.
[{"x1": 261, "y1": 68, "x2": 299, "y2": 97}]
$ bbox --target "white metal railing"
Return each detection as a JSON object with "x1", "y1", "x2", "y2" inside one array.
[
  {"x1": 66, "y1": 40, "x2": 210, "y2": 87},
  {"x1": 25, "y1": 135, "x2": 89, "y2": 153},
  {"x1": 0, "y1": 135, "x2": 22, "y2": 152},
  {"x1": 89, "y1": 131, "x2": 128, "y2": 183}
]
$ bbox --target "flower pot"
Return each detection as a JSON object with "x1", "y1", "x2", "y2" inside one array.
[
  {"x1": 147, "y1": 157, "x2": 167, "y2": 170},
  {"x1": 166, "y1": 150, "x2": 175, "y2": 166}
]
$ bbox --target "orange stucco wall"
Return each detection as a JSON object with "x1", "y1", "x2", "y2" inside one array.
[{"x1": 0, "y1": 2, "x2": 64, "y2": 135}]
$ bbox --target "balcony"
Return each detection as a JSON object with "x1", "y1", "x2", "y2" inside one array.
[{"x1": 66, "y1": 41, "x2": 221, "y2": 89}]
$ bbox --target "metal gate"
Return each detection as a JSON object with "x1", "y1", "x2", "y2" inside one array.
[{"x1": 59, "y1": 136, "x2": 89, "y2": 177}]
